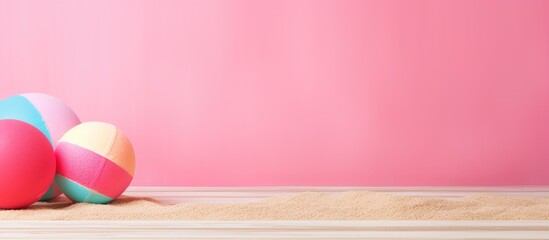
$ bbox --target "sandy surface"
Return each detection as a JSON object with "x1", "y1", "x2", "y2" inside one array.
[{"x1": 1, "y1": 192, "x2": 549, "y2": 220}]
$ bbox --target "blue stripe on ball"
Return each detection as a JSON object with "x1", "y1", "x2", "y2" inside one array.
[
  {"x1": 39, "y1": 185, "x2": 55, "y2": 201},
  {"x1": 0, "y1": 95, "x2": 53, "y2": 145},
  {"x1": 55, "y1": 175, "x2": 113, "y2": 204}
]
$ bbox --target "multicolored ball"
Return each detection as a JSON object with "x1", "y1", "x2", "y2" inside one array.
[
  {"x1": 0, "y1": 120, "x2": 56, "y2": 209},
  {"x1": 0, "y1": 93, "x2": 80, "y2": 201},
  {"x1": 55, "y1": 122, "x2": 135, "y2": 204}
]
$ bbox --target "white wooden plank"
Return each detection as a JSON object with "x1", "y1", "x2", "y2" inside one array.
[
  {"x1": 1, "y1": 221, "x2": 549, "y2": 239},
  {"x1": 123, "y1": 186, "x2": 549, "y2": 203}
]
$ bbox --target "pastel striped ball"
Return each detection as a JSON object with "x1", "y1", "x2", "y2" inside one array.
[
  {"x1": 0, "y1": 93, "x2": 80, "y2": 201},
  {"x1": 55, "y1": 122, "x2": 135, "y2": 204}
]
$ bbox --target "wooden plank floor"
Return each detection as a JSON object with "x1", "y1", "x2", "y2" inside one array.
[
  {"x1": 124, "y1": 186, "x2": 549, "y2": 203},
  {"x1": 1, "y1": 187, "x2": 549, "y2": 239},
  {"x1": 2, "y1": 220, "x2": 549, "y2": 239}
]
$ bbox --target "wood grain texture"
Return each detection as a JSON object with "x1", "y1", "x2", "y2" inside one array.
[{"x1": 1, "y1": 220, "x2": 549, "y2": 239}]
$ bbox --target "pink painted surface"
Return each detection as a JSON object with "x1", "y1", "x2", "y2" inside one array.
[{"x1": 0, "y1": 0, "x2": 548, "y2": 186}]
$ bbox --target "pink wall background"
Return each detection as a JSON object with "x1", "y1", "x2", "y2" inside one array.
[{"x1": 1, "y1": 0, "x2": 548, "y2": 186}]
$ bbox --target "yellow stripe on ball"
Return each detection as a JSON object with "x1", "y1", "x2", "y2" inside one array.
[{"x1": 58, "y1": 121, "x2": 135, "y2": 175}]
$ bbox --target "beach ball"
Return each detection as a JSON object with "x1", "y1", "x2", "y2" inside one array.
[
  {"x1": 55, "y1": 122, "x2": 135, "y2": 204},
  {"x1": 0, "y1": 93, "x2": 81, "y2": 201},
  {"x1": 0, "y1": 120, "x2": 56, "y2": 209}
]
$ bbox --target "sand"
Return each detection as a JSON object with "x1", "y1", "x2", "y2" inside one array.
[{"x1": 1, "y1": 192, "x2": 549, "y2": 220}]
